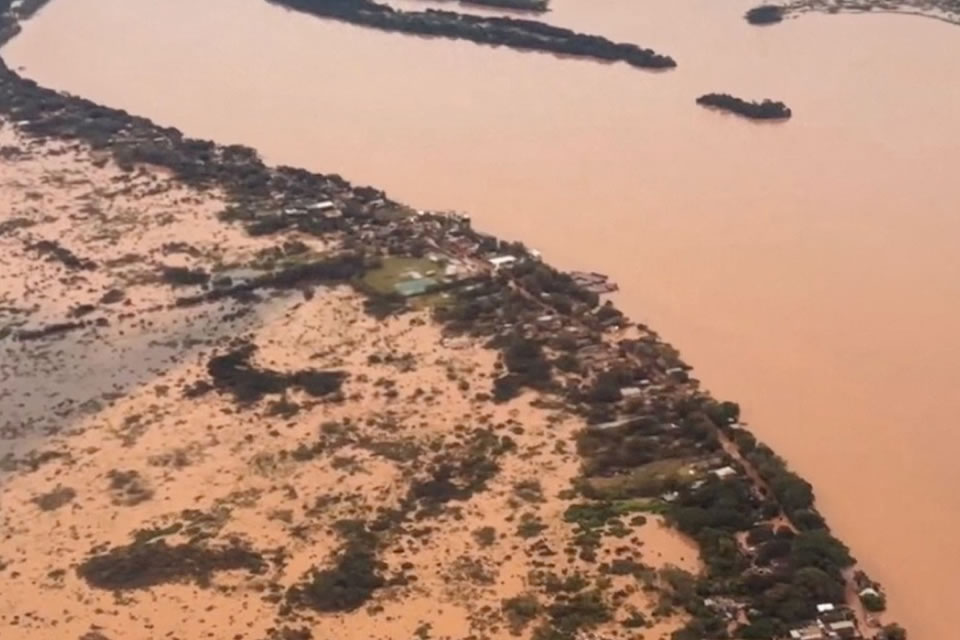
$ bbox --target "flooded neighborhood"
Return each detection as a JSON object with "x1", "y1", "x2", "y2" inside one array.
[{"x1": 2, "y1": 0, "x2": 959, "y2": 638}]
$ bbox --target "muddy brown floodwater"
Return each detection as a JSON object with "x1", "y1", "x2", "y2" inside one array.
[{"x1": 4, "y1": 0, "x2": 960, "y2": 636}]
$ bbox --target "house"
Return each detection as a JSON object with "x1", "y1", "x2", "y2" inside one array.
[
  {"x1": 827, "y1": 620, "x2": 859, "y2": 639},
  {"x1": 306, "y1": 200, "x2": 336, "y2": 211},
  {"x1": 816, "y1": 603, "x2": 836, "y2": 614},
  {"x1": 488, "y1": 255, "x2": 518, "y2": 270},
  {"x1": 711, "y1": 466, "x2": 737, "y2": 480},
  {"x1": 789, "y1": 626, "x2": 825, "y2": 640},
  {"x1": 305, "y1": 200, "x2": 342, "y2": 218},
  {"x1": 394, "y1": 277, "x2": 438, "y2": 297},
  {"x1": 620, "y1": 386, "x2": 643, "y2": 399},
  {"x1": 587, "y1": 417, "x2": 639, "y2": 431}
]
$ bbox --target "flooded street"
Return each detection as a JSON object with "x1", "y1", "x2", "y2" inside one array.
[{"x1": 4, "y1": 0, "x2": 960, "y2": 635}]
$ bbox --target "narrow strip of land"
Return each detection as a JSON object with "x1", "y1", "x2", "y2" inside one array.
[{"x1": 266, "y1": 0, "x2": 677, "y2": 69}]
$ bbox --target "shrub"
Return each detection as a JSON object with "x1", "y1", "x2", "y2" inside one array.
[
  {"x1": 861, "y1": 591, "x2": 887, "y2": 612},
  {"x1": 503, "y1": 594, "x2": 541, "y2": 629}
]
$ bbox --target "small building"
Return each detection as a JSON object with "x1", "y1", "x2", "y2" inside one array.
[
  {"x1": 306, "y1": 200, "x2": 337, "y2": 212},
  {"x1": 789, "y1": 626, "x2": 825, "y2": 640},
  {"x1": 488, "y1": 255, "x2": 518, "y2": 270},
  {"x1": 816, "y1": 603, "x2": 836, "y2": 614},
  {"x1": 587, "y1": 417, "x2": 639, "y2": 431},
  {"x1": 711, "y1": 466, "x2": 737, "y2": 480},
  {"x1": 620, "y1": 386, "x2": 643, "y2": 398},
  {"x1": 827, "y1": 620, "x2": 859, "y2": 639},
  {"x1": 394, "y1": 277, "x2": 438, "y2": 298}
]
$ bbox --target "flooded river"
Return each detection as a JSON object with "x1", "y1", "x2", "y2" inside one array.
[{"x1": 4, "y1": 0, "x2": 960, "y2": 635}]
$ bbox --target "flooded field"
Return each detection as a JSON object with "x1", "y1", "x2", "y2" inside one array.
[{"x1": 4, "y1": 0, "x2": 960, "y2": 636}]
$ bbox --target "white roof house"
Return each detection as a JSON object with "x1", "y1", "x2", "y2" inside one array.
[
  {"x1": 828, "y1": 620, "x2": 857, "y2": 636},
  {"x1": 711, "y1": 466, "x2": 737, "y2": 479},
  {"x1": 816, "y1": 603, "x2": 836, "y2": 613},
  {"x1": 306, "y1": 200, "x2": 336, "y2": 211},
  {"x1": 488, "y1": 255, "x2": 518, "y2": 269}
]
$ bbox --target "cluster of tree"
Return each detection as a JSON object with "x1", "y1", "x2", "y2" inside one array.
[
  {"x1": 203, "y1": 342, "x2": 347, "y2": 404},
  {"x1": 0, "y1": 0, "x2": 14, "y2": 46},
  {"x1": 160, "y1": 265, "x2": 210, "y2": 287},
  {"x1": 266, "y1": 0, "x2": 676, "y2": 69},
  {"x1": 27, "y1": 239, "x2": 97, "y2": 271},
  {"x1": 576, "y1": 420, "x2": 718, "y2": 478},
  {"x1": 77, "y1": 538, "x2": 265, "y2": 590},
  {"x1": 704, "y1": 399, "x2": 740, "y2": 425},
  {"x1": 14, "y1": 0, "x2": 52, "y2": 19},
  {"x1": 176, "y1": 253, "x2": 368, "y2": 307},
  {"x1": 879, "y1": 623, "x2": 908, "y2": 640},
  {"x1": 745, "y1": 4, "x2": 785, "y2": 24},
  {"x1": 514, "y1": 262, "x2": 601, "y2": 312},
  {"x1": 744, "y1": 444, "x2": 828, "y2": 529},
  {"x1": 668, "y1": 477, "x2": 758, "y2": 574},
  {"x1": 15, "y1": 320, "x2": 90, "y2": 342},
  {"x1": 493, "y1": 334, "x2": 555, "y2": 401},
  {"x1": 696, "y1": 93, "x2": 792, "y2": 119},
  {"x1": 410, "y1": 428, "x2": 514, "y2": 507},
  {"x1": 287, "y1": 520, "x2": 386, "y2": 612}
]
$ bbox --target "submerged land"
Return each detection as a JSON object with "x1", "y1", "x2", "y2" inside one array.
[{"x1": 0, "y1": 46, "x2": 910, "y2": 640}]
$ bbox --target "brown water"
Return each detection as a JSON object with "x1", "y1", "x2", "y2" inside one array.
[{"x1": 4, "y1": 0, "x2": 960, "y2": 635}]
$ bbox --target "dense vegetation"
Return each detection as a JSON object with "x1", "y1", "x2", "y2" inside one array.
[
  {"x1": 200, "y1": 342, "x2": 347, "y2": 404},
  {"x1": 77, "y1": 539, "x2": 266, "y2": 590},
  {"x1": 267, "y1": 0, "x2": 676, "y2": 69},
  {"x1": 287, "y1": 521, "x2": 386, "y2": 612},
  {"x1": 462, "y1": 0, "x2": 548, "y2": 11},
  {"x1": 697, "y1": 93, "x2": 792, "y2": 120}
]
